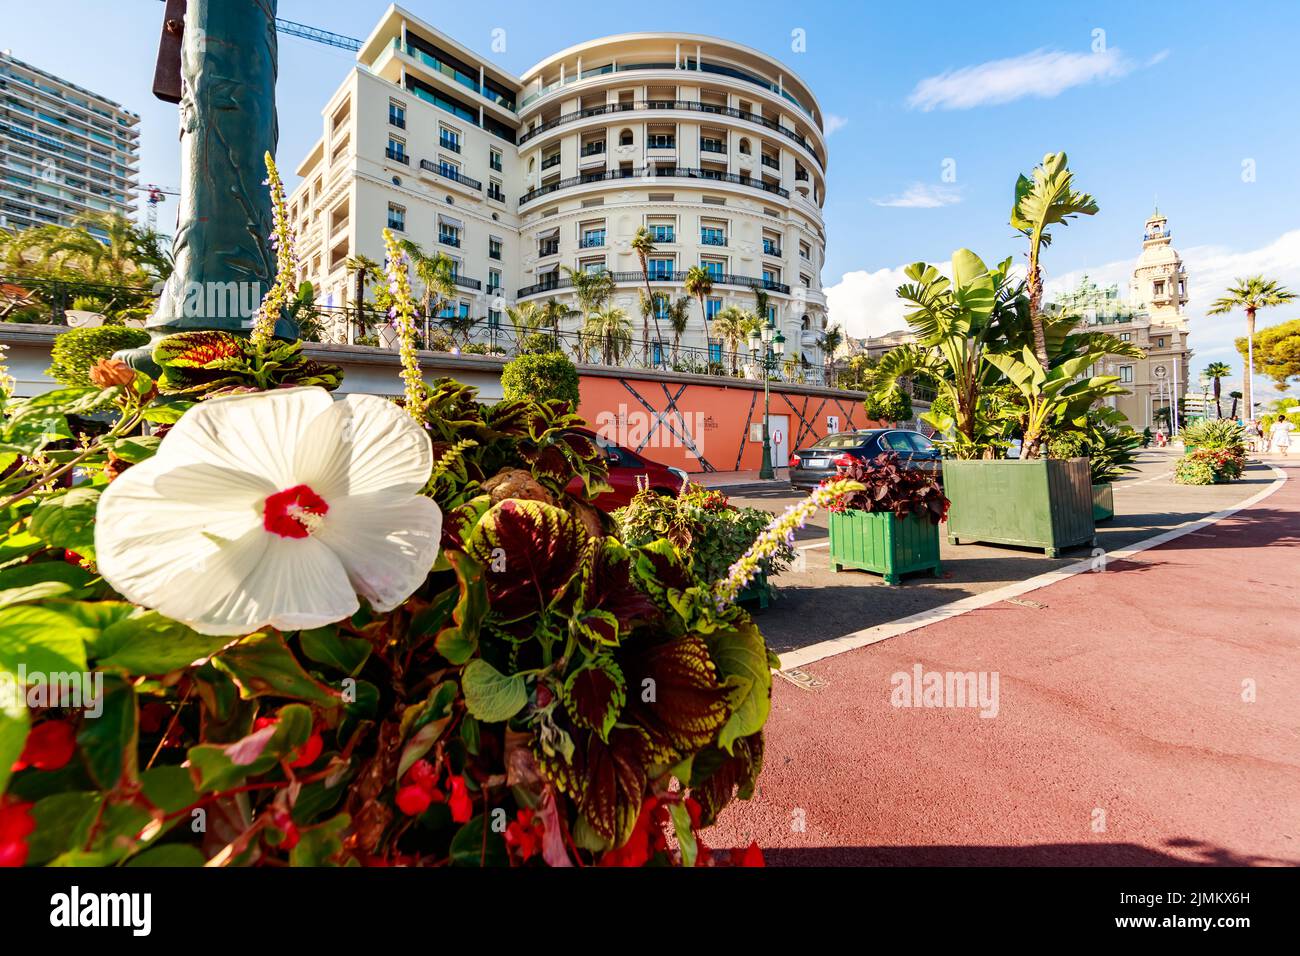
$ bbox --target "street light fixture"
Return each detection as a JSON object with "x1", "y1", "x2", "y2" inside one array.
[{"x1": 749, "y1": 316, "x2": 786, "y2": 480}]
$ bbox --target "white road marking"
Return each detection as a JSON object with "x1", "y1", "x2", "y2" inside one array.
[
  {"x1": 1121, "y1": 470, "x2": 1174, "y2": 487},
  {"x1": 778, "y1": 465, "x2": 1288, "y2": 672}
]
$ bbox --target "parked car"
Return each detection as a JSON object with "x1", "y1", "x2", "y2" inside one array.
[
  {"x1": 564, "y1": 428, "x2": 689, "y2": 511},
  {"x1": 789, "y1": 429, "x2": 942, "y2": 491}
]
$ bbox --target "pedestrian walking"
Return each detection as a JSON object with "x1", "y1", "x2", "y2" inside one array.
[
  {"x1": 1155, "y1": 428, "x2": 1167, "y2": 448},
  {"x1": 1268, "y1": 417, "x2": 1293, "y2": 457}
]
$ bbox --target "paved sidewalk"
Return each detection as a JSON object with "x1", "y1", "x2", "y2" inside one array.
[
  {"x1": 710, "y1": 461, "x2": 1299, "y2": 865},
  {"x1": 688, "y1": 466, "x2": 789, "y2": 489}
]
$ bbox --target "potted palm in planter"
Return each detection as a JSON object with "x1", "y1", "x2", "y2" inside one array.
[{"x1": 825, "y1": 453, "x2": 948, "y2": 583}]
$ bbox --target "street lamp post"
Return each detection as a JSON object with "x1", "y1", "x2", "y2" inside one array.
[{"x1": 749, "y1": 317, "x2": 786, "y2": 480}]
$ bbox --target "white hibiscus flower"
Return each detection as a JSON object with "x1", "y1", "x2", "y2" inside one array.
[{"x1": 96, "y1": 386, "x2": 442, "y2": 636}]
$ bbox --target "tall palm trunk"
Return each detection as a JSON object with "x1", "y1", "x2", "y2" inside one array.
[
  {"x1": 1027, "y1": 261, "x2": 1050, "y2": 369},
  {"x1": 1213, "y1": 378, "x2": 1222, "y2": 419},
  {"x1": 1244, "y1": 306, "x2": 1256, "y2": 421}
]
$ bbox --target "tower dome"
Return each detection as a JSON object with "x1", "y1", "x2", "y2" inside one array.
[{"x1": 1130, "y1": 206, "x2": 1187, "y2": 325}]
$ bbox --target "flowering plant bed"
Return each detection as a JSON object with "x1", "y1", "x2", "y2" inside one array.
[
  {"x1": 1175, "y1": 448, "x2": 1246, "y2": 485},
  {"x1": 614, "y1": 483, "x2": 794, "y2": 606}
]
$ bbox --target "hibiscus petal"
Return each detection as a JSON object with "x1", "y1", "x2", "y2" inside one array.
[
  {"x1": 314, "y1": 491, "x2": 442, "y2": 612},
  {"x1": 293, "y1": 393, "x2": 433, "y2": 499},
  {"x1": 156, "y1": 387, "x2": 336, "y2": 490}
]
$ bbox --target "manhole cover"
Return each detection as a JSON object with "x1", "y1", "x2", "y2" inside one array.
[{"x1": 777, "y1": 668, "x2": 826, "y2": 690}]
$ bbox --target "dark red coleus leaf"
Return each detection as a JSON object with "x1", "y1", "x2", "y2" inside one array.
[
  {"x1": 465, "y1": 499, "x2": 587, "y2": 623},
  {"x1": 578, "y1": 727, "x2": 652, "y2": 847},
  {"x1": 562, "y1": 657, "x2": 626, "y2": 740},
  {"x1": 619, "y1": 635, "x2": 731, "y2": 762},
  {"x1": 689, "y1": 732, "x2": 764, "y2": 827}
]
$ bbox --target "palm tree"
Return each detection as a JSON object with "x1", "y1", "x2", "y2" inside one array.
[
  {"x1": 683, "y1": 265, "x2": 714, "y2": 350},
  {"x1": 712, "y1": 305, "x2": 751, "y2": 374},
  {"x1": 345, "y1": 253, "x2": 382, "y2": 342},
  {"x1": 665, "y1": 294, "x2": 691, "y2": 364},
  {"x1": 1204, "y1": 361, "x2": 1232, "y2": 418},
  {"x1": 630, "y1": 227, "x2": 665, "y2": 363},
  {"x1": 819, "y1": 322, "x2": 844, "y2": 385},
  {"x1": 398, "y1": 239, "x2": 457, "y2": 347},
  {"x1": 1228, "y1": 391, "x2": 1243, "y2": 420},
  {"x1": 581, "y1": 306, "x2": 633, "y2": 365},
  {"x1": 1010, "y1": 152, "x2": 1099, "y2": 368},
  {"x1": 1207, "y1": 276, "x2": 1296, "y2": 420}
]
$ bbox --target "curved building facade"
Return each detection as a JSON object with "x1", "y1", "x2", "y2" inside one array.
[{"x1": 289, "y1": 8, "x2": 830, "y2": 370}]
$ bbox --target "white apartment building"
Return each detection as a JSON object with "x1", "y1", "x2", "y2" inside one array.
[
  {"x1": 289, "y1": 5, "x2": 829, "y2": 368},
  {"x1": 0, "y1": 51, "x2": 139, "y2": 234}
]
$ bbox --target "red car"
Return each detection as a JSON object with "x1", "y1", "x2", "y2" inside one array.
[{"x1": 565, "y1": 429, "x2": 688, "y2": 511}]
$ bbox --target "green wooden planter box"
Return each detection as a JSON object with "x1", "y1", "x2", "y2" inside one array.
[
  {"x1": 942, "y1": 457, "x2": 1096, "y2": 558},
  {"x1": 1091, "y1": 482, "x2": 1115, "y2": 522},
  {"x1": 1183, "y1": 444, "x2": 1199, "y2": 455},
  {"x1": 736, "y1": 570, "x2": 770, "y2": 609},
  {"x1": 828, "y1": 510, "x2": 942, "y2": 585}
]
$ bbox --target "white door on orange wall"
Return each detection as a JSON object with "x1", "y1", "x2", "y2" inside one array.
[{"x1": 765, "y1": 415, "x2": 789, "y2": 470}]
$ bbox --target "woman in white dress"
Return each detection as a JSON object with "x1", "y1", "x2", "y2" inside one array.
[{"x1": 1268, "y1": 418, "x2": 1294, "y2": 457}]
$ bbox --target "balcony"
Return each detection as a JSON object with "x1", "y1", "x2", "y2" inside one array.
[
  {"x1": 389, "y1": 113, "x2": 406, "y2": 130},
  {"x1": 487, "y1": 184, "x2": 506, "y2": 203},
  {"x1": 579, "y1": 235, "x2": 606, "y2": 248},
  {"x1": 700, "y1": 139, "x2": 727, "y2": 154},
  {"x1": 648, "y1": 228, "x2": 675, "y2": 243},
  {"x1": 646, "y1": 137, "x2": 677, "y2": 151},
  {"x1": 700, "y1": 233, "x2": 727, "y2": 247},
  {"x1": 518, "y1": 165, "x2": 789, "y2": 206},
  {"x1": 763, "y1": 241, "x2": 783, "y2": 257},
  {"x1": 419, "y1": 158, "x2": 481, "y2": 190},
  {"x1": 452, "y1": 274, "x2": 482, "y2": 291},
  {"x1": 538, "y1": 241, "x2": 559, "y2": 258},
  {"x1": 517, "y1": 269, "x2": 789, "y2": 299},
  {"x1": 439, "y1": 233, "x2": 461, "y2": 248},
  {"x1": 517, "y1": 99, "x2": 822, "y2": 169},
  {"x1": 540, "y1": 153, "x2": 561, "y2": 170},
  {"x1": 384, "y1": 147, "x2": 409, "y2": 165},
  {"x1": 760, "y1": 154, "x2": 780, "y2": 170},
  {"x1": 580, "y1": 142, "x2": 606, "y2": 157},
  {"x1": 439, "y1": 136, "x2": 462, "y2": 154}
]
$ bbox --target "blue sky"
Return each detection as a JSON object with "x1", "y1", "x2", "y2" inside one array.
[{"x1": 6, "y1": 0, "x2": 1299, "y2": 396}]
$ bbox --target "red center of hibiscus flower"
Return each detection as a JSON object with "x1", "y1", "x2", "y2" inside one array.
[{"x1": 263, "y1": 484, "x2": 329, "y2": 539}]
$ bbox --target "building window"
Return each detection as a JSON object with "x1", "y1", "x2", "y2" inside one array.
[
  {"x1": 652, "y1": 341, "x2": 665, "y2": 366},
  {"x1": 1119, "y1": 365, "x2": 1133, "y2": 383},
  {"x1": 708, "y1": 339, "x2": 723, "y2": 363},
  {"x1": 738, "y1": 138, "x2": 751, "y2": 155},
  {"x1": 649, "y1": 224, "x2": 674, "y2": 243},
  {"x1": 489, "y1": 237, "x2": 502, "y2": 260},
  {"x1": 1156, "y1": 337, "x2": 1166, "y2": 348},
  {"x1": 488, "y1": 269, "x2": 502, "y2": 294},
  {"x1": 619, "y1": 128, "x2": 633, "y2": 146},
  {"x1": 763, "y1": 237, "x2": 782, "y2": 257},
  {"x1": 488, "y1": 310, "x2": 502, "y2": 330},
  {"x1": 705, "y1": 297, "x2": 722, "y2": 320},
  {"x1": 799, "y1": 241, "x2": 811, "y2": 260},
  {"x1": 539, "y1": 236, "x2": 559, "y2": 257},
  {"x1": 387, "y1": 203, "x2": 405, "y2": 231},
  {"x1": 581, "y1": 258, "x2": 606, "y2": 274},
  {"x1": 701, "y1": 259, "x2": 724, "y2": 280},
  {"x1": 489, "y1": 149, "x2": 503, "y2": 172},
  {"x1": 439, "y1": 127, "x2": 462, "y2": 153},
  {"x1": 386, "y1": 136, "x2": 408, "y2": 163},
  {"x1": 1120, "y1": 332, "x2": 1131, "y2": 341},
  {"x1": 648, "y1": 257, "x2": 674, "y2": 279},
  {"x1": 388, "y1": 101, "x2": 406, "y2": 129},
  {"x1": 762, "y1": 268, "x2": 779, "y2": 287},
  {"x1": 487, "y1": 180, "x2": 505, "y2": 202},
  {"x1": 581, "y1": 227, "x2": 606, "y2": 248},
  {"x1": 439, "y1": 224, "x2": 460, "y2": 247},
  {"x1": 647, "y1": 132, "x2": 676, "y2": 150},
  {"x1": 700, "y1": 226, "x2": 726, "y2": 246}
]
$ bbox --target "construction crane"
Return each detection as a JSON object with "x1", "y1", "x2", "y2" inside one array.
[
  {"x1": 142, "y1": 183, "x2": 180, "y2": 232},
  {"x1": 275, "y1": 18, "x2": 362, "y2": 52},
  {"x1": 142, "y1": 10, "x2": 361, "y2": 230}
]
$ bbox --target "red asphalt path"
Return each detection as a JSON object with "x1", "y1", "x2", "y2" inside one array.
[{"x1": 710, "y1": 463, "x2": 1300, "y2": 865}]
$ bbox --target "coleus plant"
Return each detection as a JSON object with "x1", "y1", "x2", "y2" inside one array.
[{"x1": 825, "y1": 452, "x2": 950, "y2": 525}]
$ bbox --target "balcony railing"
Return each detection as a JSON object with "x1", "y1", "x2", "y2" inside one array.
[
  {"x1": 487, "y1": 185, "x2": 505, "y2": 202},
  {"x1": 516, "y1": 99, "x2": 820, "y2": 167},
  {"x1": 700, "y1": 140, "x2": 727, "y2": 154},
  {"x1": 452, "y1": 274, "x2": 482, "y2": 291},
  {"x1": 439, "y1": 234, "x2": 461, "y2": 248},
  {"x1": 419, "y1": 158, "x2": 481, "y2": 190},
  {"x1": 763, "y1": 242, "x2": 783, "y2": 257},
  {"x1": 439, "y1": 136, "x2": 461, "y2": 154},
  {"x1": 517, "y1": 269, "x2": 789, "y2": 299},
  {"x1": 540, "y1": 153, "x2": 561, "y2": 170},
  {"x1": 518, "y1": 165, "x2": 788, "y2": 206},
  {"x1": 580, "y1": 142, "x2": 606, "y2": 156},
  {"x1": 760, "y1": 155, "x2": 780, "y2": 169},
  {"x1": 579, "y1": 235, "x2": 606, "y2": 248},
  {"x1": 389, "y1": 114, "x2": 406, "y2": 129},
  {"x1": 385, "y1": 148, "x2": 409, "y2": 164},
  {"x1": 700, "y1": 234, "x2": 727, "y2": 246}
]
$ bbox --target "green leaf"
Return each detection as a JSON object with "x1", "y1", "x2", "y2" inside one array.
[
  {"x1": 449, "y1": 813, "x2": 508, "y2": 867},
  {"x1": 76, "y1": 675, "x2": 138, "y2": 789},
  {"x1": 709, "y1": 620, "x2": 772, "y2": 753},
  {"x1": 0, "y1": 604, "x2": 91, "y2": 675},
  {"x1": 28, "y1": 487, "x2": 100, "y2": 559},
  {"x1": 27, "y1": 791, "x2": 99, "y2": 864},
  {"x1": 433, "y1": 552, "x2": 486, "y2": 665},
  {"x1": 0, "y1": 692, "x2": 29, "y2": 796},
  {"x1": 127, "y1": 845, "x2": 206, "y2": 867},
  {"x1": 140, "y1": 399, "x2": 195, "y2": 424},
  {"x1": 91, "y1": 610, "x2": 235, "y2": 674},
  {"x1": 109, "y1": 435, "x2": 161, "y2": 463},
  {"x1": 140, "y1": 764, "x2": 198, "y2": 814},
  {"x1": 187, "y1": 702, "x2": 313, "y2": 791},
  {"x1": 212, "y1": 633, "x2": 341, "y2": 708},
  {"x1": 667, "y1": 801, "x2": 698, "y2": 868},
  {"x1": 289, "y1": 812, "x2": 350, "y2": 867},
  {"x1": 0, "y1": 559, "x2": 93, "y2": 606},
  {"x1": 299, "y1": 627, "x2": 371, "y2": 676},
  {"x1": 461, "y1": 658, "x2": 527, "y2": 723}
]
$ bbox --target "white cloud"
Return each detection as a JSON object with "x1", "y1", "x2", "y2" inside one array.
[
  {"x1": 823, "y1": 113, "x2": 849, "y2": 136},
  {"x1": 871, "y1": 183, "x2": 962, "y2": 208},
  {"x1": 825, "y1": 265, "x2": 914, "y2": 339},
  {"x1": 907, "y1": 48, "x2": 1138, "y2": 111}
]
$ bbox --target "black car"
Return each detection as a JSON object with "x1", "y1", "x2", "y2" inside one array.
[{"x1": 789, "y1": 429, "x2": 942, "y2": 490}]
